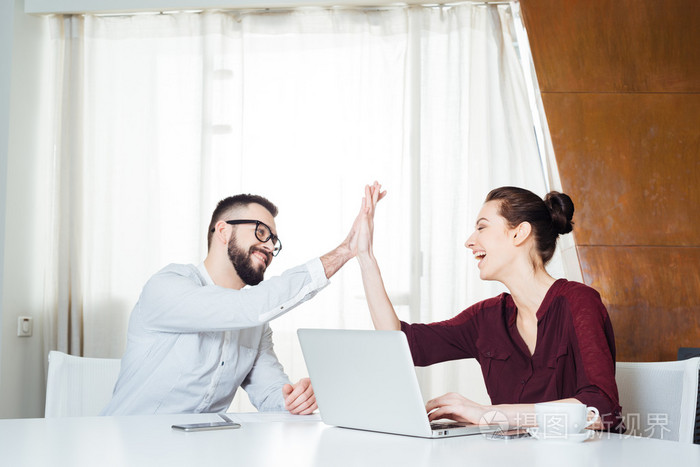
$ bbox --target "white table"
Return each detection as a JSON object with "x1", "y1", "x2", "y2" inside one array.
[{"x1": 1, "y1": 412, "x2": 698, "y2": 466}]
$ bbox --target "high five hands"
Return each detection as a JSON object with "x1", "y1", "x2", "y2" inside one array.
[
  {"x1": 320, "y1": 182, "x2": 387, "y2": 279},
  {"x1": 355, "y1": 181, "x2": 386, "y2": 258}
]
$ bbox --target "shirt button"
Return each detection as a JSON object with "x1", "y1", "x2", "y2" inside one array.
[
  {"x1": 485, "y1": 351, "x2": 491, "y2": 357},
  {"x1": 520, "y1": 379, "x2": 526, "y2": 384}
]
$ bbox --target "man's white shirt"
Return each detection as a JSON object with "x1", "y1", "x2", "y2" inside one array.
[{"x1": 102, "y1": 258, "x2": 329, "y2": 415}]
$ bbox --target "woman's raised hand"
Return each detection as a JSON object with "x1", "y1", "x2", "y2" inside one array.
[
  {"x1": 354, "y1": 182, "x2": 398, "y2": 330},
  {"x1": 357, "y1": 181, "x2": 386, "y2": 258}
]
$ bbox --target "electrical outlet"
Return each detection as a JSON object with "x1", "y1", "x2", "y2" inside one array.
[{"x1": 17, "y1": 316, "x2": 33, "y2": 337}]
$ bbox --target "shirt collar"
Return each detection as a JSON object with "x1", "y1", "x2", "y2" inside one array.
[
  {"x1": 536, "y1": 278, "x2": 567, "y2": 320},
  {"x1": 197, "y1": 262, "x2": 215, "y2": 286},
  {"x1": 506, "y1": 278, "x2": 568, "y2": 326}
]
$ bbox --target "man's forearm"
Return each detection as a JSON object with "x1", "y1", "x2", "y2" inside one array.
[{"x1": 320, "y1": 244, "x2": 354, "y2": 279}]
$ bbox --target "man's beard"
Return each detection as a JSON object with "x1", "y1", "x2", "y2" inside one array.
[{"x1": 227, "y1": 234, "x2": 270, "y2": 286}]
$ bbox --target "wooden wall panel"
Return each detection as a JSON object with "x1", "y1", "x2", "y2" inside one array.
[
  {"x1": 521, "y1": 0, "x2": 700, "y2": 361},
  {"x1": 521, "y1": 0, "x2": 700, "y2": 92},
  {"x1": 542, "y1": 93, "x2": 700, "y2": 246},
  {"x1": 578, "y1": 246, "x2": 700, "y2": 362}
]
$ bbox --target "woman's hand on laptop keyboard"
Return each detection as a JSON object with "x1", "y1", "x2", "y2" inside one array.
[{"x1": 426, "y1": 392, "x2": 490, "y2": 425}]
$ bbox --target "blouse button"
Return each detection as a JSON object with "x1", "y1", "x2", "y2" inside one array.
[{"x1": 485, "y1": 351, "x2": 492, "y2": 357}]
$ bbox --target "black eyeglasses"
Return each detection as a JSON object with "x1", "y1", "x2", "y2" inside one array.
[{"x1": 224, "y1": 219, "x2": 282, "y2": 256}]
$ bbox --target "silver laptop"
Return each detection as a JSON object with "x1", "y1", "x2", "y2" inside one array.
[{"x1": 297, "y1": 328, "x2": 501, "y2": 438}]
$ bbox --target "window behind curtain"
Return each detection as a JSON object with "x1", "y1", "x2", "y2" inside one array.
[{"x1": 43, "y1": 3, "x2": 570, "y2": 410}]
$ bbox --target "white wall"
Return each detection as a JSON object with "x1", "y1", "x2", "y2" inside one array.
[
  {"x1": 0, "y1": 0, "x2": 13, "y2": 404},
  {"x1": 0, "y1": 0, "x2": 50, "y2": 418}
]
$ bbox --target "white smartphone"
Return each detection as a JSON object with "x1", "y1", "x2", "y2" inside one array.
[
  {"x1": 485, "y1": 428, "x2": 531, "y2": 440},
  {"x1": 171, "y1": 421, "x2": 241, "y2": 432}
]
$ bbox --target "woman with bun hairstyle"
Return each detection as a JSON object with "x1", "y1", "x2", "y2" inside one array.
[{"x1": 356, "y1": 183, "x2": 624, "y2": 432}]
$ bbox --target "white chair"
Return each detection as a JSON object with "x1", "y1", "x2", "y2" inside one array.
[
  {"x1": 45, "y1": 350, "x2": 121, "y2": 417},
  {"x1": 616, "y1": 357, "x2": 700, "y2": 443}
]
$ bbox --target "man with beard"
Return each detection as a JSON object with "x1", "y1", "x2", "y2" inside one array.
[{"x1": 102, "y1": 188, "x2": 381, "y2": 416}]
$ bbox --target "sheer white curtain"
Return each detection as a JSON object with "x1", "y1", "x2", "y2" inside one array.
[
  {"x1": 414, "y1": 4, "x2": 560, "y2": 401},
  {"x1": 42, "y1": 2, "x2": 572, "y2": 410}
]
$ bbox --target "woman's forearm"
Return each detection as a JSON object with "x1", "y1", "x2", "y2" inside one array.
[{"x1": 357, "y1": 253, "x2": 400, "y2": 331}]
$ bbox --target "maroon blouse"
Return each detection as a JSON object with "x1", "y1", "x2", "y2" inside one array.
[{"x1": 401, "y1": 279, "x2": 625, "y2": 431}]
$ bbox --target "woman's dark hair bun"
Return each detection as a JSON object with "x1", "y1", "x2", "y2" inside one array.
[
  {"x1": 544, "y1": 191, "x2": 574, "y2": 235},
  {"x1": 485, "y1": 186, "x2": 574, "y2": 265}
]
